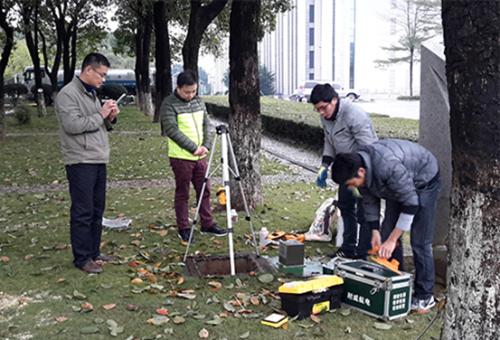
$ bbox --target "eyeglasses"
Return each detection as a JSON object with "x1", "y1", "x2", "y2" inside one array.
[
  {"x1": 91, "y1": 68, "x2": 107, "y2": 79},
  {"x1": 314, "y1": 102, "x2": 330, "y2": 113}
]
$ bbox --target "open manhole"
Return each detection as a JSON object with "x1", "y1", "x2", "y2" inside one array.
[{"x1": 185, "y1": 254, "x2": 275, "y2": 277}]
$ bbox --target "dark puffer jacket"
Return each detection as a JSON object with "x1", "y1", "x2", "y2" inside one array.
[{"x1": 358, "y1": 139, "x2": 439, "y2": 225}]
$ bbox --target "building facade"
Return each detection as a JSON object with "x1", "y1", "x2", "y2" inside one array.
[{"x1": 258, "y1": 0, "x2": 420, "y2": 97}]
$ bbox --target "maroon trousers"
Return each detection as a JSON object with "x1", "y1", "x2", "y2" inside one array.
[{"x1": 170, "y1": 158, "x2": 214, "y2": 231}]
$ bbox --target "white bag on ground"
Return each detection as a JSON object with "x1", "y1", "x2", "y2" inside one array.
[{"x1": 305, "y1": 197, "x2": 343, "y2": 245}]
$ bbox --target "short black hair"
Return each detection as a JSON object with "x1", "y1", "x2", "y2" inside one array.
[
  {"x1": 177, "y1": 70, "x2": 198, "y2": 87},
  {"x1": 310, "y1": 83, "x2": 339, "y2": 104},
  {"x1": 331, "y1": 153, "x2": 364, "y2": 184},
  {"x1": 81, "y1": 53, "x2": 110, "y2": 71}
]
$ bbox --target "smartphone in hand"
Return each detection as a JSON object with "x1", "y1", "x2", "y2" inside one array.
[{"x1": 115, "y1": 93, "x2": 127, "y2": 105}]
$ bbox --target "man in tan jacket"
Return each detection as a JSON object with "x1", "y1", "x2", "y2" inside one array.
[{"x1": 55, "y1": 53, "x2": 119, "y2": 273}]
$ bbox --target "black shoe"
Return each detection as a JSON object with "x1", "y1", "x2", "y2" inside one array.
[
  {"x1": 178, "y1": 229, "x2": 194, "y2": 243},
  {"x1": 331, "y1": 249, "x2": 356, "y2": 259},
  {"x1": 201, "y1": 224, "x2": 228, "y2": 237}
]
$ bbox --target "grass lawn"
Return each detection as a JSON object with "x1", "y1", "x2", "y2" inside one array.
[{"x1": 0, "y1": 103, "x2": 440, "y2": 339}]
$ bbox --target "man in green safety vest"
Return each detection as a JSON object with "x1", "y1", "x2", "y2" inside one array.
[{"x1": 160, "y1": 70, "x2": 227, "y2": 242}]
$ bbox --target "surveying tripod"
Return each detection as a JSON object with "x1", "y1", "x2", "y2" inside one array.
[{"x1": 183, "y1": 124, "x2": 260, "y2": 276}]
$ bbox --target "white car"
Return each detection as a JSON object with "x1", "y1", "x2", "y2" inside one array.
[{"x1": 290, "y1": 80, "x2": 360, "y2": 102}]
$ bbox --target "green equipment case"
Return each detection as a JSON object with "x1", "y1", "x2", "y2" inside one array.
[{"x1": 331, "y1": 259, "x2": 413, "y2": 320}]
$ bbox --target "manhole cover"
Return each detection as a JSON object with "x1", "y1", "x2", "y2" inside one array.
[{"x1": 185, "y1": 254, "x2": 275, "y2": 277}]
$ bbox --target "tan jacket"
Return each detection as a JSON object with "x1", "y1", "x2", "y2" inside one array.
[{"x1": 55, "y1": 77, "x2": 110, "y2": 165}]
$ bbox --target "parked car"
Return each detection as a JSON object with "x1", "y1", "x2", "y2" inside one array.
[{"x1": 290, "y1": 80, "x2": 360, "y2": 102}]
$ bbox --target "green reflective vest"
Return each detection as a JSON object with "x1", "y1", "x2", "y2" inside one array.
[{"x1": 168, "y1": 110, "x2": 205, "y2": 160}]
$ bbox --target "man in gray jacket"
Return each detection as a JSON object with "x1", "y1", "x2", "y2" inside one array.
[
  {"x1": 310, "y1": 84, "x2": 377, "y2": 259},
  {"x1": 55, "y1": 53, "x2": 119, "y2": 273},
  {"x1": 331, "y1": 139, "x2": 441, "y2": 313}
]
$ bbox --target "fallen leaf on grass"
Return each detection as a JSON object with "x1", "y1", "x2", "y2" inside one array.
[
  {"x1": 239, "y1": 331, "x2": 250, "y2": 338},
  {"x1": 208, "y1": 281, "x2": 222, "y2": 290},
  {"x1": 310, "y1": 314, "x2": 321, "y2": 324},
  {"x1": 55, "y1": 316, "x2": 68, "y2": 323},
  {"x1": 106, "y1": 319, "x2": 124, "y2": 337},
  {"x1": 126, "y1": 304, "x2": 139, "y2": 311},
  {"x1": 173, "y1": 316, "x2": 185, "y2": 325},
  {"x1": 24, "y1": 254, "x2": 34, "y2": 261},
  {"x1": 177, "y1": 292, "x2": 196, "y2": 300},
  {"x1": 147, "y1": 315, "x2": 170, "y2": 326},
  {"x1": 156, "y1": 308, "x2": 169, "y2": 316},
  {"x1": 56, "y1": 278, "x2": 66, "y2": 284},
  {"x1": 177, "y1": 276, "x2": 185, "y2": 285},
  {"x1": 131, "y1": 278, "x2": 144, "y2": 285},
  {"x1": 339, "y1": 308, "x2": 351, "y2": 316},
  {"x1": 80, "y1": 325, "x2": 99, "y2": 334},
  {"x1": 81, "y1": 302, "x2": 94, "y2": 312},
  {"x1": 362, "y1": 334, "x2": 375, "y2": 340},
  {"x1": 205, "y1": 316, "x2": 223, "y2": 326},
  {"x1": 102, "y1": 304, "x2": 116, "y2": 311},
  {"x1": 249, "y1": 296, "x2": 260, "y2": 306},
  {"x1": 223, "y1": 302, "x2": 236, "y2": 313},
  {"x1": 257, "y1": 274, "x2": 274, "y2": 283},
  {"x1": 373, "y1": 322, "x2": 392, "y2": 330},
  {"x1": 73, "y1": 290, "x2": 87, "y2": 300},
  {"x1": 198, "y1": 328, "x2": 209, "y2": 338}
]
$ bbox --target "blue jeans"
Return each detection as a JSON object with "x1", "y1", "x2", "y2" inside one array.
[
  {"x1": 380, "y1": 175, "x2": 441, "y2": 299},
  {"x1": 66, "y1": 164, "x2": 106, "y2": 268},
  {"x1": 338, "y1": 183, "x2": 371, "y2": 257}
]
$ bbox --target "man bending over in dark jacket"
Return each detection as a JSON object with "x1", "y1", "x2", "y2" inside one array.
[{"x1": 331, "y1": 139, "x2": 441, "y2": 314}]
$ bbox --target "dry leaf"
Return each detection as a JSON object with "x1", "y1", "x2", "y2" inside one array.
[
  {"x1": 131, "y1": 278, "x2": 144, "y2": 285},
  {"x1": 310, "y1": 314, "x2": 321, "y2": 324},
  {"x1": 173, "y1": 316, "x2": 186, "y2": 324},
  {"x1": 249, "y1": 296, "x2": 260, "y2": 306},
  {"x1": 102, "y1": 304, "x2": 116, "y2": 311},
  {"x1": 55, "y1": 316, "x2": 68, "y2": 323},
  {"x1": 81, "y1": 302, "x2": 94, "y2": 312},
  {"x1": 177, "y1": 276, "x2": 185, "y2": 285},
  {"x1": 208, "y1": 281, "x2": 222, "y2": 290},
  {"x1": 156, "y1": 308, "x2": 169, "y2": 316},
  {"x1": 198, "y1": 328, "x2": 209, "y2": 339},
  {"x1": 146, "y1": 274, "x2": 158, "y2": 283},
  {"x1": 0, "y1": 256, "x2": 10, "y2": 263}
]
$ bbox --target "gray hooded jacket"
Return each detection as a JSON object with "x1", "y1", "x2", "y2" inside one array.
[
  {"x1": 358, "y1": 139, "x2": 439, "y2": 230},
  {"x1": 321, "y1": 99, "x2": 377, "y2": 167}
]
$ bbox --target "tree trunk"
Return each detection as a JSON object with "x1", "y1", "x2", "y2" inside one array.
[
  {"x1": 0, "y1": 2, "x2": 14, "y2": 140},
  {"x1": 40, "y1": 28, "x2": 61, "y2": 94},
  {"x1": 228, "y1": 0, "x2": 262, "y2": 210},
  {"x1": 409, "y1": 47, "x2": 414, "y2": 97},
  {"x1": 134, "y1": 8, "x2": 153, "y2": 116},
  {"x1": 182, "y1": 0, "x2": 229, "y2": 78},
  {"x1": 153, "y1": 0, "x2": 173, "y2": 123},
  {"x1": 441, "y1": 2, "x2": 500, "y2": 339}
]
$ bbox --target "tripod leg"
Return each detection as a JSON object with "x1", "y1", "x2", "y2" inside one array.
[
  {"x1": 183, "y1": 134, "x2": 219, "y2": 262},
  {"x1": 226, "y1": 134, "x2": 260, "y2": 256},
  {"x1": 221, "y1": 132, "x2": 236, "y2": 275}
]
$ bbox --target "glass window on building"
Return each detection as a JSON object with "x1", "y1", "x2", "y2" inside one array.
[
  {"x1": 309, "y1": 4, "x2": 314, "y2": 23},
  {"x1": 309, "y1": 51, "x2": 315, "y2": 69},
  {"x1": 309, "y1": 73, "x2": 315, "y2": 80},
  {"x1": 309, "y1": 28, "x2": 315, "y2": 46}
]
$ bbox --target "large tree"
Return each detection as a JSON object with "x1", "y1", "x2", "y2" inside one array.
[
  {"x1": 40, "y1": 0, "x2": 109, "y2": 92},
  {"x1": 0, "y1": 0, "x2": 15, "y2": 140},
  {"x1": 228, "y1": 0, "x2": 261, "y2": 209},
  {"x1": 18, "y1": 0, "x2": 46, "y2": 116},
  {"x1": 182, "y1": 0, "x2": 228, "y2": 76},
  {"x1": 376, "y1": 0, "x2": 441, "y2": 96},
  {"x1": 153, "y1": 0, "x2": 173, "y2": 123},
  {"x1": 441, "y1": 1, "x2": 500, "y2": 339}
]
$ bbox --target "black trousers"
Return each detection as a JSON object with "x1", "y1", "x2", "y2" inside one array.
[{"x1": 66, "y1": 163, "x2": 106, "y2": 268}]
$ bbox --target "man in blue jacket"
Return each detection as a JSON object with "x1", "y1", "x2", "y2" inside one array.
[
  {"x1": 310, "y1": 84, "x2": 377, "y2": 259},
  {"x1": 331, "y1": 139, "x2": 441, "y2": 313}
]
